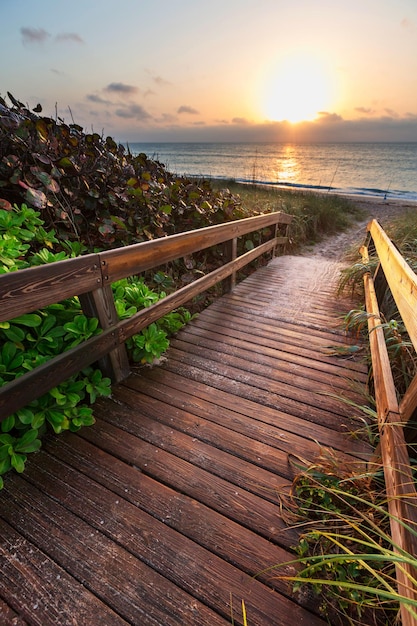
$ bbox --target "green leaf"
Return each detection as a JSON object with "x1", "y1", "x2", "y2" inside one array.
[
  {"x1": 0, "y1": 457, "x2": 11, "y2": 475},
  {"x1": 1, "y1": 415, "x2": 15, "y2": 432},
  {"x1": 0, "y1": 434, "x2": 14, "y2": 446},
  {"x1": 31, "y1": 413, "x2": 45, "y2": 430},
  {"x1": 2, "y1": 325, "x2": 25, "y2": 342},
  {"x1": 11, "y1": 313, "x2": 42, "y2": 328},
  {"x1": 10, "y1": 452, "x2": 26, "y2": 473},
  {"x1": 15, "y1": 430, "x2": 41, "y2": 454}
]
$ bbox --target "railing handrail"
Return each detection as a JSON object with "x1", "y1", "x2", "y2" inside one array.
[
  {"x1": 362, "y1": 219, "x2": 417, "y2": 625},
  {"x1": 0, "y1": 210, "x2": 291, "y2": 419},
  {"x1": 0, "y1": 211, "x2": 292, "y2": 323}
]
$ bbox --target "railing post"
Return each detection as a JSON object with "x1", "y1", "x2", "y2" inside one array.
[
  {"x1": 223, "y1": 237, "x2": 237, "y2": 293},
  {"x1": 79, "y1": 275, "x2": 130, "y2": 383}
]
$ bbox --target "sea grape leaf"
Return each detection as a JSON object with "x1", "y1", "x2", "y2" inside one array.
[{"x1": 25, "y1": 187, "x2": 47, "y2": 208}]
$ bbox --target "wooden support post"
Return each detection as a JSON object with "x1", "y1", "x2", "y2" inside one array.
[
  {"x1": 222, "y1": 237, "x2": 237, "y2": 293},
  {"x1": 79, "y1": 283, "x2": 130, "y2": 383}
]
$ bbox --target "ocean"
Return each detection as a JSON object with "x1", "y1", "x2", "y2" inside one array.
[{"x1": 128, "y1": 142, "x2": 417, "y2": 203}]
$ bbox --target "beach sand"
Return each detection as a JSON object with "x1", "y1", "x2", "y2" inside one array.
[{"x1": 306, "y1": 196, "x2": 417, "y2": 260}]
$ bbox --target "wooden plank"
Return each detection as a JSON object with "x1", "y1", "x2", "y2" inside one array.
[
  {"x1": 16, "y1": 451, "x2": 324, "y2": 626},
  {"x1": 368, "y1": 219, "x2": 417, "y2": 353},
  {"x1": 99, "y1": 385, "x2": 296, "y2": 487},
  {"x1": 363, "y1": 273, "x2": 399, "y2": 420},
  {"x1": 100, "y1": 212, "x2": 292, "y2": 282},
  {"x1": 133, "y1": 367, "x2": 371, "y2": 461},
  {"x1": 199, "y1": 305, "x2": 368, "y2": 373},
  {"x1": 169, "y1": 332, "x2": 366, "y2": 401},
  {"x1": 0, "y1": 597, "x2": 28, "y2": 626},
  {"x1": 363, "y1": 271, "x2": 417, "y2": 623},
  {"x1": 2, "y1": 473, "x2": 231, "y2": 626},
  {"x1": 181, "y1": 319, "x2": 367, "y2": 388},
  {"x1": 43, "y1": 433, "x2": 310, "y2": 604},
  {"x1": 122, "y1": 370, "x2": 372, "y2": 460},
  {"x1": 159, "y1": 348, "x2": 361, "y2": 432},
  {"x1": 81, "y1": 413, "x2": 298, "y2": 546},
  {"x1": 0, "y1": 254, "x2": 102, "y2": 322},
  {"x1": 222, "y1": 236, "x2": 237, "y2": 292},
  {"x1": 0, "y1": 517, "x2": 128, "y2": 626},
  {"x1": 114, "y1": 381, "x2": 370, "y2": 479}
]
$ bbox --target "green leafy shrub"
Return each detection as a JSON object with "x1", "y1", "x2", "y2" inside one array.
[
  {"x1": 0, "y1": 94, "x2": 244, "y2": 274},
  {"x1": 0, "y1": 203, "x2": 191, "y2": 488}
]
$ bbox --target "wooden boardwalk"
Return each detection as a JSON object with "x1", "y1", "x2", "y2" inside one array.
[{"x1": 0, "y1": 254, "x2": 372, "y2": 626}]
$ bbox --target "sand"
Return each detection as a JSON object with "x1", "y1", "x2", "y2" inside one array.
[{"x1": 305, "y1": 197, "x2": 417, "y2": 261}]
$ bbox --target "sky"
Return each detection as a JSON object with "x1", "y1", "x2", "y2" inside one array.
[{"x1": 2, "y1": 0, "x2": 417, "y2": 143}]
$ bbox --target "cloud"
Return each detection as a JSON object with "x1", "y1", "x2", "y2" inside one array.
[
  {"x1": 21, "y1": 27, "x2": 83, "y2": 46},
  {"x1": 123, "y1": 114, "x2": 417, "y2": 143},
  {"x1": 384, "y1": 108, "x2": 400, "y2": 118},
  {"x1": 355, "y1": 107, "x2": 374, "y2": 115},
  {"x1": 177, "y1": 105, "x2": 199, "y2": 115},
  {"x1": 317, "y1": 111, "x2": 343, "y2": 123},
  {"x1": 153, "y1": 75, "x2": 171, "y2": 86},
  {"x1": 86, "y1": 93, "x2": 111, "y2": 105},
  {"x1": 105, "y1": 82, "x2": 138, "y2": 96},
  {"x1": 21, "y1": 27, "x2": 50, "y2": 45},
  {"x1": 155, "y1": 113, "x2": 178, "y2": 124},
  {"x1": 232, "y1": 117, "x2": 250, "y2": 125},
  {"x1": 55, "y1": 32, "x2": 84, "y2": 44},
  {"x1": 115, "y1": 104, "x2": 151, "y2": 120}
]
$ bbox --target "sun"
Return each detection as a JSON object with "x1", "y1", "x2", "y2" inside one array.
[{"x1": 261, "y1": 54, "x2": 334, "y2": 124}]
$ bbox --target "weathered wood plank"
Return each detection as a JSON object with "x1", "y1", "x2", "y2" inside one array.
[
  {"x1": 180, "y1": 320, "x2": 367, "y2": 388},
  {"x1": 122, "y1": 373, "x2": 372, "y2": 461},
  {"x1": 2, "y1": 473, "x2": 231, "y2": 626},
  {"x1": 43, "y1": 432, "x2": 313, "y2": 606},
  {"x1": 132, "y1": 367, "x2": 371, "y2": 460},
  {"x1": 159, "y1": 349, "x2": 362, "y2": 432},
  {"x1": 0, "y1": 516, "x2": 128, "y2": 626},
  {"x1": 80, "y1": 413, "x2": 298, "y2": 546},
  {"x1": 101, "y1": 212, "x2": 291, "y2": 282},
  {"x1": 100, "y1": 385, "x2": 298, "y2": 486},
  {"x1": 0, "y1": 254, "x2": 102, "y2": 322},
  {"x1": 94, "y1": 390, "x2": 288, "y2": 504},
  {"x1": 368, "y1": 219, "x2": 417, "y2": 354},
  {"x1": 363, "y1": 271, "x2": 417, "y2": 624},
  {"x1": 0, "y1": 597, "x2": 28, "y2": 626},
  {"x1": 169, "y1": 332, "x2": 365, "y2": 402},
  {"x1": 17, "y1": 451, "x2": 324, "y2": 626}
]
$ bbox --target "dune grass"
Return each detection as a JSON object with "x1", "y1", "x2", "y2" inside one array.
[{"x1": 210, "y1": 180, "x2": 364, "y2": 249}]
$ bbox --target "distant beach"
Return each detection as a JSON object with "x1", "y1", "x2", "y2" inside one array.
[{"x1": 129, "y1": 142, "x2": 417, "y2": 203}]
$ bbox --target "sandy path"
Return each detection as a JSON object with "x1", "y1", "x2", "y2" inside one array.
[{"x1": 305, "y1": 197, "x2": 417, "y2": 261}]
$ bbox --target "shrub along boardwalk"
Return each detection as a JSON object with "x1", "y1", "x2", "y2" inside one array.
[{"x1": 0, "y1": 254, "x2": 372, "y2": 626}]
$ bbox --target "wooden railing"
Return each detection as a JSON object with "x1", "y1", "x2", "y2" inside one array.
[
  {"x1": 362, "y1": 219, "x2": 417, "y2": 626},
  {"x1": 0, "y1": 211, "x2": 292, "y2": 421}
]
